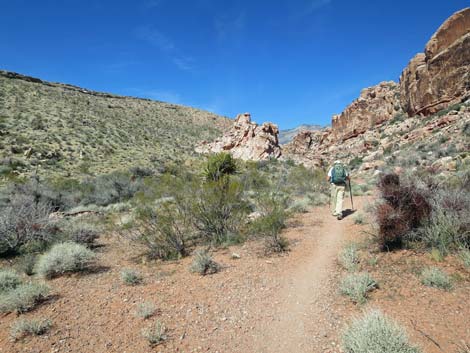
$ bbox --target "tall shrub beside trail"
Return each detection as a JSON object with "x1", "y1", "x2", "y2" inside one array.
[{"x1": 375, "y1": 173, "x2": 431, "y2": 250}]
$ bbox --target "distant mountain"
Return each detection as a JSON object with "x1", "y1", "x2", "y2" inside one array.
[
  {"x1": 0, "y1": 70, "x2": 231, "y2": 179},
  {"x1": 278, "y1": 124, "x2": 322, "y2": 144}
]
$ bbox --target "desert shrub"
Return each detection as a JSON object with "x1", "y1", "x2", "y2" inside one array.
[
  {"x1": 191, "y1": 179, "x2": 249, "y2": 244},
  {"x1": 135, "y1": 301, "x2": 156, "y2": 319},
  {"x1": 10, "y1": 318, "x2": 52, "y2": 340},
  {"x1": 35, "y1": 243, "x2": 95, "y2": 278},
  {"x1": 16, "y1": 254, "x2": 37, "y2": 276},
  {"x1": 0, "y1": 269, "x2": 22, "y2": 293},
  {"x1": 142, "y1": 320, "x2": 166, "y2": 345},
  {"x1": 285, "y1": 165, "x2": 328, "y2": 196},
  {"x1": 342, "y1": 310, "x2": 421, "y2": 353},
  {"x1": 353, "y1": 213, "x2": 365, "y2": 225},
  {"x1": 339, "y1": 243, "x2": 360, "y2": 271},
  {"x1": 0, "y1": 282, "x2": 50, "y2": 313},
  {"x1": 189, "y1": 249, "x2": 220, "y2": 275},
  {"x1": 459, "y1": 248, "x2": 470, "y2": 268},
  {"x1": 121, "y1": 269, "x2": 142, "y2": 285},
  {"x1": 203, "y1": 153, "x2": 237, "y2": 182},
  {"x1": 0, "y1": 195, "x2": 57, "y2": 256},
  {"x1": 420, "y1": 267, "x2": 452, "y2": 290},
  {"x1": 288, "y1": 197, "x2": 310, "y2": 213},
  {"x1": 250, "y1": 195, "x2": 289, "y2": 253},
  {"x1": 340, "y1": 272, "x2": 378, "y2": 304},
  {"x1": 375, "y1": 173, "x2": 432, "y2": 250},
  {"x1": 64, "y1": 222, "x2": 100, "y2": 246}
]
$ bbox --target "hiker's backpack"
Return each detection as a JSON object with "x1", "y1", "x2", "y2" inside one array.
[{"x1": 331, "y1": 164, "x2": 347, "y2": 184}]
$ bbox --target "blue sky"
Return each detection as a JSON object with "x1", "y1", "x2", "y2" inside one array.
[{"x1": 1, "y1": 0, "x2": 468, "y2": 128}]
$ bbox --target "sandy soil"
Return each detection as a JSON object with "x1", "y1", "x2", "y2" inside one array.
[{"x1": 0, "y1": 196, "x2": 468, "y2": 353}]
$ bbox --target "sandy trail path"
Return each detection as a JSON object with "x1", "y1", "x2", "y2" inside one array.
[{"x1": 238, "y1": 198, "x2": 364, "y2": 353}]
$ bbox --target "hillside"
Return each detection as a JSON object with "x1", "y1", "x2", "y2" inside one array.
[
  {"x1": 278, "y1": 124, "x2": 322, "y2": 145},
  {"x1": 0, "y1": 71, "x2": 231, "y2": 179}
]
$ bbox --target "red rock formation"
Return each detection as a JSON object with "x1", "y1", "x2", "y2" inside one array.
[
  {"x1": 400, "y1": 8, "x2": 470, "y2": 116},
  {"x1": 196, "y1": 113, "x2": 281, "y2": 161},
  {"x1": 331, "y1": 81, "x2": 401, "y2": 141}
]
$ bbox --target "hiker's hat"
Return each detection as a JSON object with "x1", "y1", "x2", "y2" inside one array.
[{"x1": 334, "y1": 160, "x2": 341, "y2": 164}]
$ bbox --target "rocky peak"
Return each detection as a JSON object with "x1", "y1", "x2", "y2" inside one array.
[{"x1": 196, "y1": 113, "x2": 281, "y2": 161}]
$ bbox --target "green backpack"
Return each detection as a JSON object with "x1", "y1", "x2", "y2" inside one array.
[{"x1": 331, "y1": 164, "x2": 347, "y2": 184}]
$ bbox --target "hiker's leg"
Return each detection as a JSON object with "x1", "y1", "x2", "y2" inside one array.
[
  {"x1": 335, "y1": 185, "x2": 345, "y2": 216},
  {"x1": 330, "y1": 184, "x2": 337, "y2": 215}
]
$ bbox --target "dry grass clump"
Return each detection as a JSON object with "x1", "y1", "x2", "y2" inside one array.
[
  {"x1": 10, "y1": 318, "x2": 52, "y2": 340},
  {"x1": 0, "y1": 282, "x2": 50, "y2": 313},
  {"x1": 420, "y1": 267, "x2": 453, "y2": 290},
  {"x1": 135, "y1": 302, "x2": 156, "y2": 319},
  {"x1": 35, "y1": 242, "x2": 95, "y2": 278},
  {"x1": 340, "y1": 272, "x2": 378, "y2": 304},
  {"x1": 338, "y1": 243, "x2": 360, "y2": 272},
  {"x1": 142, "y1": 320, "x2": 167, "y2": 345},
  {"x1": 189, "y1": 249, "x2": 220, "y2": 275},
  {"x1": 121, "y1": 269, "x2": 143, "y2": 286},
  {"x1": 0, "y1": 269, "x2": 22, "y2": 293},
  {"x1": 342, "y1": 310, "x2": 421, "y2": 353}
]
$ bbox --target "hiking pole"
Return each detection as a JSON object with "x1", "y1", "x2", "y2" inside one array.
[{"x1": 348, "y1": 178, "x2": 354, "y2": 211}]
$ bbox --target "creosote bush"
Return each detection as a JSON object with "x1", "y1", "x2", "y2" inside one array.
[
  {"x1": 189, "y1": 249, "x2": 220, "y2": 275},
  {"x1": 340, "y1": 272, "x2": 378, "y2": 304},
  {"x1": 10, "y1": 318, "x2": 52, "y2": 340},
  {"x1": 121, "y1": 269, "x2": 143, "y2": 286},
  {"x1": 35, "y1": 242, "x2": 95, "y2": 278},
  {"x1": 142, "y1": 320, "x2": 167, "y2": 345},
  {"x1": 420, "y1": 267, "x2": 453, "y2": 290},
  {"x1": 342, "y1": 310, "x2": 421, "y2": 353},
  {"x1": 0, "y1": 282, "x2": 50, "y2": 313}
]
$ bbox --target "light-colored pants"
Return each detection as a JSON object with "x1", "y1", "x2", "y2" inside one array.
[{"x1": 330, "y1": 184, "x2": 345, "y2": 216}]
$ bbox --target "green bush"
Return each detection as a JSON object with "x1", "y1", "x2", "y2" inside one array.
[
  {"x1": 420, "y1": 267, "x2": 452, "y2": 290},
  {"x1": 204, "y1": 153, "x2": 237, "y2": 182},
  {"x1": 0, "y1": 269, "x2": 22, "y2": 293},
  {"x1": 189, "y1": 249, "x2": 220, "y2": 275},
  {"x1": 340, "y1": 272, "x2": 378, "y2": 304},
  {"x1": 342, "y1": 310, "x2": 421, "y2": 353},
  {"x1": 339, "y1": 243, "x2": 360, "y2": 271},
  {"x1": 250, "y1": 195, "x2": 289, "y2": 253},
  {"x1": 16, "y1": 254, "x2": 37, "y2": 276},
  {"x1": 10, "y1": 318, "x2": 52, "y2": 340},
  {"x1": 130, "y1": 202, "x2": 189, "y2": 260},
  {"x1": 191, "y1": 179, "x2": 249, "y2": 244},
  {"x1": 142, "y1": 320, "x2": 166, "y2": 345},
  {"x1": 121, "y1": 269, "x2": 143, "y2": 286},
  {"x1": 36, "y1": 242, "x2": 95, "y2": 278},
  {"x1": 0, "y1": 282, "x2": 50, "y2": 313}
]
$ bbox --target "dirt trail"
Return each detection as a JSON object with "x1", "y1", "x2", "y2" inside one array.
[{"x1": 239, "y1": 199, "x2": 364, "y2": 353}]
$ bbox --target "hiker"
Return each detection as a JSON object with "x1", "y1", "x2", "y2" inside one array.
[{"x1": 327, "y1": 160, "x2": 349, "y2": 220}]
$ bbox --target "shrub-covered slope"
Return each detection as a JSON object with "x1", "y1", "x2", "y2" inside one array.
[{"x1": 0, "y1": 71, "x2": 231, "y2": 179}]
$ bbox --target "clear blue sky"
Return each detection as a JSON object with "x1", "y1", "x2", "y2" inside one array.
[{"x1": 1, "y1": 1, "x2": 468, "y2": 128}]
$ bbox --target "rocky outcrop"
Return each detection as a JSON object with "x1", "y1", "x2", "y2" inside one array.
[
  {"x1": 400, "y1": 8, "x2": 470, "y2": 116},
  {"x1": 196, "y1": 113, "x2": 282, "y2": 160},
  {"x1": 282, "y1": 129, "x2": 332, "y2": 167},
  {"x1": 331, "y1": 81, "x2": 402, "y2": 141}
]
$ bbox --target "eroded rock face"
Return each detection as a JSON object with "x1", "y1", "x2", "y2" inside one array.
[
  {"x1": 196, "y1": 113, "x2": 282, "y2": 160},
  {"x1": 331, "y1": 81, "x2": 401, "y2": 141},
  {"x1": 400, "y1": 8, "x2": 470, "y2": 116}
]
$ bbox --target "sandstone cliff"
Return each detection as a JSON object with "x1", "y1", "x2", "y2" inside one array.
[
  {"x1": 400, "y1": 7, "x2": 470, "y2": 116},
  {"x1": 331, "y1": 81, "x2": 402, "y2": 141},
  {"x1": 195, "y1": 113, "x2": 281, "y2": 161}
]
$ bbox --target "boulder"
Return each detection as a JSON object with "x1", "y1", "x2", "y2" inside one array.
[
  {"x1": 400, "y1": 8, "x2": 470, "y2": 116},
  {"x1": 195, "y1": 113, "x2": 281, "y2": 161}
]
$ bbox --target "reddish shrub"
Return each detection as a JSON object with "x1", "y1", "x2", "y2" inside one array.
[{"x1": 376, "y1": 173, "x2": 432, "y2": 251}]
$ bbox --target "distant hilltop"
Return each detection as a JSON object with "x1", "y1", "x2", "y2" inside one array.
[{"x1": 279, "y1": 124, "x2": 323, "y2": 145}]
